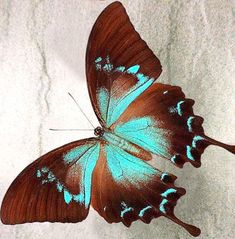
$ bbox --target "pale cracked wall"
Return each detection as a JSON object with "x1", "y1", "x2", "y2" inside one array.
[{"x1": 0, "y1": 0, "x2": 234, "y2": 239}]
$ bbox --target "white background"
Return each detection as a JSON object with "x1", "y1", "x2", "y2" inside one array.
[{"x1": 0, "y1": 0, "x2": 234, "y2": 238}]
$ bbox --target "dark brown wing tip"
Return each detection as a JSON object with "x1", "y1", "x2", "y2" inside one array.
[
  {"x1": 103, "y1": 1, "x2": 124, "y2": 12},
  {"x1": 109, "y1": 1, "x2": 123, "y2": 7}
]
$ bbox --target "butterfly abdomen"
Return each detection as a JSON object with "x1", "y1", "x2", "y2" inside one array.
[{"x1": 102, "y1": 131, "x2": 151, "y2": 161}]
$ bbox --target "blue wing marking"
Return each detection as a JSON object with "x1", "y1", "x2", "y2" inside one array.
[
  {"x1": 161, "y1": 173, "x2": 169, "y2": 181},
  {"x1": 176, "y1": 101, "x2": 184, "y2": 116},
  {"x1": 171, "y1": 155, "x2": 177, "y2": 164},
  {"x1": 169, "y1": 100, "x2": 185, "y2": 116},
  {"x1": 186, "y1": 145, "x2": 195, "y2": 161},
  {"x1": 105, "y1": 144, "x2": 160, "y2": 185},
  {"x1": 159, "y1": 199, "x2": 168, "y2": 214},
  {"x1": 95, "y1": 56, "x2": 155, "y2": 126},
  {"x1": 139, "y1": 205, "x2": 152, "y2": 217},
  {"x1": 105, "y1": 79, "x2": 153, "y2": 127},
  {"x1": 192, "y1": 135, "x2": 204, "y2": 148},
  {"x1": 161, "y1": 188, "x2": 177, "y2": 198},
  {"x1": 120, "y1": 201, "x2": 133, "y2": 218},
  {"x1": 37, "y1": 143, "x2": 100, "y2": 207},
  {"x1": 127, "y1": 65, "x2": 140, "y2": 74},
  {"x1": 187, "y1": 116, "x2": 194, "y2": 132},
  {"x1": 114, "y1": 116, "x2": 171, "y2": 158}
]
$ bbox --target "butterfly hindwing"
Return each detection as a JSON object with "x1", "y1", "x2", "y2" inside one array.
[
  {"x1": 111, "y1": 83, "x2": 205, "y2": 168},
  {"x1": 111, "y1": 83, "x2": 235, "y2": 168},
  {"x1": 86, "y1": 1, "x2": 162, "y2": 127},
  {"x1": 91, "y1": 143, "x2": 200, "y2": 237},
  {"x1": 1, "y1": 138, "x2": 100, "y2": 224}
]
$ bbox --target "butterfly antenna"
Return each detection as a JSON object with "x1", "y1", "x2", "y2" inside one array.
[
  {"x1": 68, "y1": 92, "x2": 95, "y2": 129},
  {"x1": 49, "y1": 128, "x2": 94, "y2": 131}
]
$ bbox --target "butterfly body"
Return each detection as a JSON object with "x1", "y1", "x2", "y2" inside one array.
[{"x1": 1, "y1": 2, "x2": 234, "y2": 238}]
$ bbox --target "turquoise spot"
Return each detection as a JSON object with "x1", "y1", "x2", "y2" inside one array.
[
  {"x1": 161, "y1": 188, "x2": 177, "y2": 198},
  {"x1": 127, "y1": 65, "x2": 140, "y2": 74},
  {"x1": 192, "y1": 135, "x2": 204, "y2": 148},
  {"x1": 115, "y1": 116, "x2": 170, "y2": 158},
  {"x1": 121, "y1": 207, "x2": 133, "y2": 218},
  {"x1": 103, "y1": 63, "x2": 113, "y2": 72},
  {"x1": 161, "y1": 173, "x2": 168, "y2": 181},
  {"x1": 177, "y1": 101, "x2": 184, "y2": 116},
  {"x1": 64, "y1": 189, "x2": 72, "y2": 204},
  {"x1": 47, "y1": 171, "x2": 55, "y2": 182},
  {"x1": 36, "y1": 170, "x2": 41, "y2": 178},
  {"x1": 95, "y1": 63, "x2": 102, "y2": 70},
  {"x1": 36, "y1": 167, "x2": 56, "y2": 184},
  {"x1": 186, "y1": 145, "x2": 195, "y2": 161},
  {"x1": 139, "y1": 206, "x2": 152, "y2": 217},
  {"x1": 159, "y1": 199, "x2": 168, "y2": 213},
  {"x1": 98, "y1": 55, "x2": 113, "y2": 72},
  {"x1": 41, "y1": 167, "x2": 49, "y2": 173},
  {"x1": 56, "y1": 182, "x2": 63, "y2": 192},
  {"x1": 115, "y1": 66, "x2": 125, "y2": 72},
  {"x1": 120, "y1": 202, "x2": 133, "y2": 218},
  {"x1": 187, "y1": 116, "x2": 194, "y2": 132},
  {"x1": 95, "y1": 57, "x2": 102, "y2": 63},
  {"x1": 171, "y1": 155, "x2": 177, "y2": 164}
]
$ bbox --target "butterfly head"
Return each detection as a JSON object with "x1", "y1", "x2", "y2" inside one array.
[{"x1": 94, "y1": 126, "x2": 104, "y2": 137}]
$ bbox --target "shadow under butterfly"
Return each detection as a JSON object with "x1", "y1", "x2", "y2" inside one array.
[{"x1": 1, "y1": 1, "x2": 234, "y2": 237}]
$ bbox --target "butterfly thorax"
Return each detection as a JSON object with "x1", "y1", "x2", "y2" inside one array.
[
  {"x1": 94, "y1": 126, "x2": 104, "y2": 137},
  {"x1": 94, "y1": 127, "x2": 145, "y2": 158}
]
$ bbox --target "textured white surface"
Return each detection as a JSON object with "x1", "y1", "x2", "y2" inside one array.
[{"x1": 0, "y1": 0, "x2": 234, "y2": 238}]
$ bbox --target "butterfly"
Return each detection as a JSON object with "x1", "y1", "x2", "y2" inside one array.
[{"x1": 1, "y1": 1, "x2": 234, "y2": 237}]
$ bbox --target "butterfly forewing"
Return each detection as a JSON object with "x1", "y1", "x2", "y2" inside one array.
[
  {"x1": 86, "y1": 1, "x2": 162, "y2": 127},
  {"x1": 1, "y1": 138, "x2": 100, "y2": 224}
]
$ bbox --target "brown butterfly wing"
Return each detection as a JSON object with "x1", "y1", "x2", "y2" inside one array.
[
  {"x1": 111, "y1": 83, "x2": 235, "y2": 168},
  {"x1": 1, "y1": 138, "x2": 100, "y2": 224},
  {"x1": 86, "y1": 1, "x2": 162, "y2": 126},
  {"x1": 91, "y1": 144, "x2": 201, "y2": 237}
]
